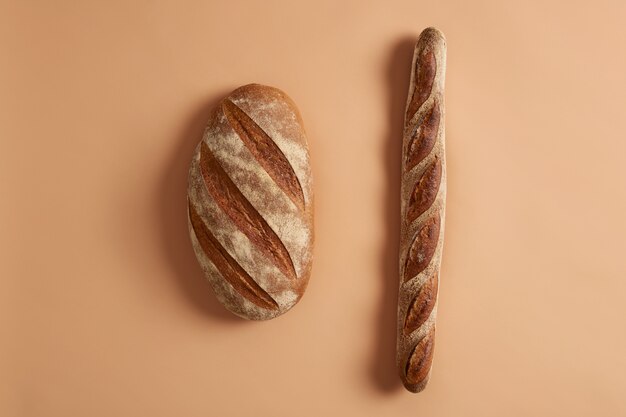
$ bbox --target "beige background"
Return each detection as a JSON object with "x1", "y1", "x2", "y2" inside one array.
[{"x1": 2, "y1": 1, "x2": 626, "y2": 415}]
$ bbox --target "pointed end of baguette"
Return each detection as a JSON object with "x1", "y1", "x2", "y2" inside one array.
[
  {"x1": 402, "y1": 376, "x2": 431, "y2": 393},
  {"x1": 419, "y1": 27, "x2": 446, "y2": 45}
]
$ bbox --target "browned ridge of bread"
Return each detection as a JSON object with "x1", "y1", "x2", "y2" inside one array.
[
  {"x1": 187, "y1": 84, "x2": 314, "y2": 320},
  {"x1": 188, "y1": 202, "x2": 279, "y2": 311},
  {"x1": 398, "y1": 27, "x2": 447, "y2": 393},
  {"x1": 198, "y1": 141, "x2": 297, "y2": 281},
  {"x1": 222, "y1": 99, "x2": 305, "y2": 211}
]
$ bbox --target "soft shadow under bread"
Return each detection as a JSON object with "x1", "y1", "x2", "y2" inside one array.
[
  {"x1": 370, "y1": 37, "x2": 416, "y2": 392},
  {"x1": 158, "y1": 89, "x2": 245, "y2": 322}
]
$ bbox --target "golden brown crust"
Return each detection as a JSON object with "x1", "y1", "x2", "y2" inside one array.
[
  {"x1": 222, "y1": 99, "x2": 305, "y2": 211},
  {"x1": 407, "y1": 157, "x2": 442, "y2": 223},
  {"x1": 406, "y1": 48, "x2": 436, "y2": 122},
  {"x1": 188, "y1": 201, "x2": 279, "y2": 310},
  {"x1": 404, "y1": 273, "x2": 438, "y2": 335},
  {"x1": 199, "y1": 141, "x2": 297, "y2": 281},
  {"x1": 188, "y1": 84, "x2": 313, "y2": 320},
  {"x1": 404, "y1": 327, "x2": 436, "y2": 392},
  {"x1": 404, "y1": 214, "x2": 440, "y2": 282},
  {"x1": 405, "y1": 102, "x2": 440, "y2": 172},
  {"x1": 398, "y1": 27, "x2": 446, "y2": 392}
]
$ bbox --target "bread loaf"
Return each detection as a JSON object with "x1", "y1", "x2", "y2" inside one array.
[
  {"x1": 187, "y1": 84, "x2": 314, "y2": 320},
  {"x1": 398, "y1": 28, "x2": 447, "y2": 392}
]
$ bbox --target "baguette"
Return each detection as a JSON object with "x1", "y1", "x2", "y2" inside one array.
[
  {"x1": 187, "y1": 84, "x2": 314, "y2": 320},
  {"x1": 398, "y1": 28, "x2": 447, "y2": 393}
]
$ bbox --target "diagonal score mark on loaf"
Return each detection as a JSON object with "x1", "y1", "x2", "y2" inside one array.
[
  {"x1": 407, "y1": 157, "x2": 442, "y2": 223},
  {"x1": 406, "y1": 47, "x2": 436, "y2": 126},
  {"x1": 404, "y1": 273, "x2": 439, "y2": 335},
  {"x1": 405, "y1": 327, "x2": 436, "y2": 387},
  {"x1": 188, "y1": 201, "x2": 279, "y2": 310},
  {"x1": 222, "y1": 99, "x2": 305, "y2": 211},
  {"x1": 404, "y1": 213, "x2": 440, "y2": 282},
  {"x1": 406, "y1": 103, "x2": 440, "y2": 172},
  {"x1": 199, "y1": 142, "x2": 297, "y2": 280}
]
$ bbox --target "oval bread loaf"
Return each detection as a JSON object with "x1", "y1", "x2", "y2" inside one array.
[
  {"x1": 187, "y1": 84, "x2": 314, "y2": 320},
  {"x1": 398, "y1": 28, "x2": 447, "y2": 393}
]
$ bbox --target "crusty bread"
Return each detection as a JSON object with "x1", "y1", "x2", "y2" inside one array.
[
  {"x1": 187, "y1": 84, "x2": 314, "y2": 320},
  {"x1": 398, "y1": 28, "x2": 447, "y2": 393}
]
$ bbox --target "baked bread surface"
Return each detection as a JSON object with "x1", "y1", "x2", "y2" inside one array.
[
  {"x1": 188, "y1": 84, "x2": 314, "y2": 320},
  {"x1": 398, "y1": 28, "x2": 447, "y2": 392}
]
